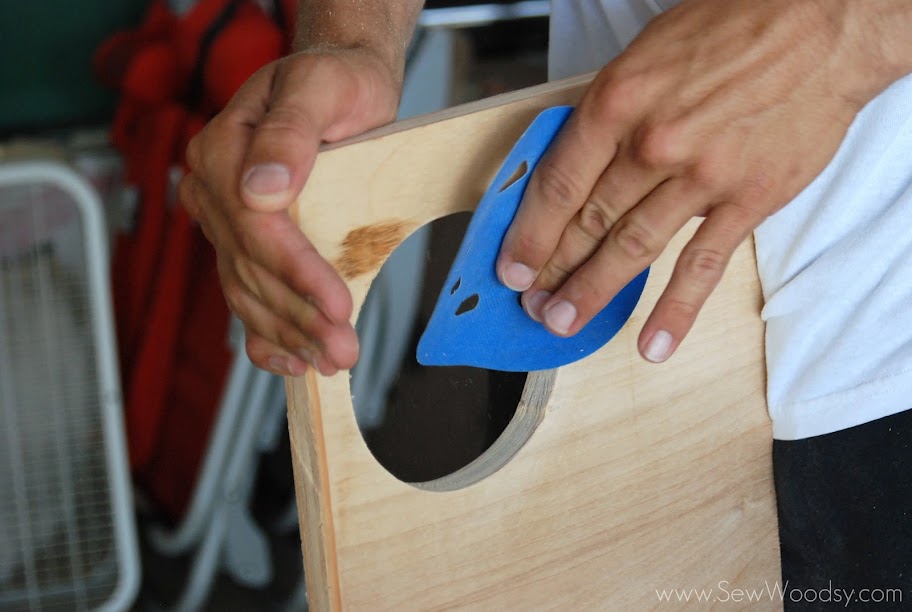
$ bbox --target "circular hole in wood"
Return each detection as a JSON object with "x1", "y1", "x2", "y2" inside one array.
[{"x1": 351, "y1": 212, "x2": 553, "y2": 490}]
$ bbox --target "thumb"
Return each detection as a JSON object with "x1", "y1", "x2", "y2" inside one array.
[{"x1": 240, "y1": 56, "x2": 358, "y2": 213}]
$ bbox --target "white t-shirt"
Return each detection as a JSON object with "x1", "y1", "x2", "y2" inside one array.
[{"x1": 549, "y1": 0, "x2": 912, "y2": 440}]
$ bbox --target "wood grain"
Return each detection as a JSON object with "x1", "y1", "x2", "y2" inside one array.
[{"x1": 288, "y1": 72, "x2": 780, "y2": 611}]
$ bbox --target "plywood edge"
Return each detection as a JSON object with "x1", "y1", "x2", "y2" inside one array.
[
  {"x1": 416, "y1": 368, "x2": 557, "y2": 493},
  {"x1": 320, "y1": 71, "x2": 597, "y2": 152},
  {"x1": 286, "y1": 373, "x2": 342, "y2": 611}
]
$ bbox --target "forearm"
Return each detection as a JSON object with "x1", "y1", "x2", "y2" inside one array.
[
  {"x1": 862, "y1": 0, "x2": 912, "y2": 81},
  {"x1": 296, "y1": 1, "x2": 425, "y2": 79},
  {"x1": 827, "y1": 0, "x2": 912, "y2": 104}
]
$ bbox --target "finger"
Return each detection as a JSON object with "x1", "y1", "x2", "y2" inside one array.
[
  {"x1": 193, "y1": 65, "x2": 276, "y2": 181},
  {"x1": 233, "y1": 208, "x2": 354, "y2": 324},
  {"x1": 230, "y1": 255, "x2": 359, "y2": 369},
  {"x1": 521, "y1": 157, "x2": 667, "y2": 320},
  {"x1": 244, "y1": 332, "x2": 310, "y2": 377},
  {"x1": 178, "y1": 171, "x2": 204, "y2": 222},
  {"x1": 240, "y1": 57, "x2": 361, "y2": 212},
  {"x1": 181, "y1": 156, "x2": 354, "y2": 326},
  {"x1": 496, "y1": 108, "x2": 619, "y2": 291},
  {"x1": 222, "y1": 274, "x2": 341, "y2": 377},
  {"x1": 539, "y1": 179, "x2": 701, "y2": 336},
  {"x1": 637, "y1": 204, "x2": 756, "y2": 363}
]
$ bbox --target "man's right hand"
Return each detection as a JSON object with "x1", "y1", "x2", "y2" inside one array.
[{"x1": 180, "y1": 48, "x2": 402, "y2": 376}]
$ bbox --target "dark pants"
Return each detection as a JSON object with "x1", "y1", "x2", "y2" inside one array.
[{"x1": 774, "y1": 408, "x2": 912, "y2": 610}]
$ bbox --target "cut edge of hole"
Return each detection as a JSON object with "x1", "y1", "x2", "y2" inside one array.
[
  {"x1": 349, "y1": 210, "x2": 553, "y2": 493},
  {"x1": 412, "y1": 368, "x2": 556, "y2": 493}
]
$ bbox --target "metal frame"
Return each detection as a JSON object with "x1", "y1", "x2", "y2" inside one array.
[{"x1": 0, "y1": 160, "x2": 140, "y2": 612}]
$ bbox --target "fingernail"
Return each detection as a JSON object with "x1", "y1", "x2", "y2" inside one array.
[
  {"x1": 243, "y1": 163, "x2": 290, "y2": 196},
  {"x1": 502, "y1": 262, "x2": 535, "y2": 291},
  {"x1": 268, "y1": 355, "x2": 291, "y2": 375},
  {"x1": 644, "y1": 330, "x2": 673, "y2": 363},
  {"x1": 522, "y1": 290, "x2": 551, "y2": 322},
  {"x1": 288, "y1": 357, "x2": 310, "y2": 377},
  {"x1": 298, "y1": 347, "x2": 320, "y2": 371},
  {"x1": 543, "y1": 300, "x2": 576, "y2": 335},
  {"x1": 343, "y1": 328, "x2": 360, "y2": 353}
]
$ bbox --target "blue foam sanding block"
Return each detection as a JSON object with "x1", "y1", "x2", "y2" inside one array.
[{"x1": 416, "y1": 106, "x2": 649, "y2": 372}]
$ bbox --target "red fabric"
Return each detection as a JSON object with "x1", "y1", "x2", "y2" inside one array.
[
  {"x1": 123, "y1": 43, "x2": 183, "y2": 105},
  {"x1": 93, "y1": 1, "x2": 176, "y2": 91},
  {"x1": 138, "y1": 225, "x2": 233, "y2": 518},
  {"x1": 203, "y1": 3, "x2": 285, "y2": 111},
  {"x1": 125, "y1": 198, "x2": 192, "y2": 469},
  {"x1": 112, "y1": 104, "x2": 187, "y2": 370},
  {"x1": 96, "y1": 0, "x2": 295, "y2": 520},
  {"x1": 173, "y1": 0, "x2": 237, "y2": 82}
]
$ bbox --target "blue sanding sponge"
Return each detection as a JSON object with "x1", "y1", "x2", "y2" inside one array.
[{"x1": 416, "y1": 106, "x2": 648, "y2": 372}]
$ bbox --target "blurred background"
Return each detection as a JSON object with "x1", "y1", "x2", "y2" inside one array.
[{"x1": 0, "y1": 1, "x2": 549, "y2": 610}]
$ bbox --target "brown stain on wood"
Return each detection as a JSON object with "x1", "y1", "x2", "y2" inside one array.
[{"x1": 334, "y1": 220, "x2": 413, "y2": 280}]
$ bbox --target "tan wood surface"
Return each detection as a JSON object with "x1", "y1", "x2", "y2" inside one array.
[{"x1": 288, "y1": 72, "x2": 780, "y2": 611}]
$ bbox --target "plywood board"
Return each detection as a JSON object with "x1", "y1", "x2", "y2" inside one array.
[{"x1": 288, "y1": 72, "x2": 780, "y2": 610}]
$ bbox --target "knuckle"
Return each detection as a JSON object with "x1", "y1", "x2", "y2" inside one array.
[
  {"x1": 274, "y1": 323, "x2": 303, "y2": 351},
  {"x1": 590, "y1": 70, "x2": 644, "y2": 123},
  {"x1": 508, "y1": 227, "x2": 553, "y2": 263},
  {"x1": 244, "y1": 336, "x2": 271, "y2": 368},
  {"x1": 542, "y1": 257, "x2": 577, "y2": 288},
  {"x1": 232, "y1": 257, "x2": 260, "y2": 299},
  {"x1": 185, "y1": 133, "x2": 203, "y2": 170},
  {"x1": 222, "y1": 283, "x2": 246, "y2": 315},
  {"x1": 611, "y1": 216, "x2": 661, "y2": 261},
  {"x1": 633, "y1": 121, "x2": 686, "y2": 169},
  {"x1": 741, "y1": 165, "x2": 776, "y2": 202},
  {"x1": 577, "y1": 196, "x2": 621, "y2": 241},
  {"x1": 257, "y1": 106, "x2": 315, "y2": 142},
  {"x1": 213, "y1": 106, "x2": 245, "y2": 132},
  {"x1": 679, "y1": 247, "x2": 727, "y2": 286},
  {"x1": 663, "y1": 296, "x2": 700, "y2": 321},
  {"x1": 533, "y1": 161, "x2": 584, "y2": 210},
  {"x1": 570, "y1": 270, "x2": 605, "y2": 306},
  {"x1": 690, "y1": 155, "x2": 726, "y2": 193}
]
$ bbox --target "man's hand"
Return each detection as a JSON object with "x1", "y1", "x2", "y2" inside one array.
[
  {"x1": 497, "y1": 0, "x2": 908, "y2": 363},
  {"x1": 180, "y1": 48, "x2": 401, "y2": 376}
]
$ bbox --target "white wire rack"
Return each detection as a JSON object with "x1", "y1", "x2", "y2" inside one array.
[{"x1": 0, "y1": 161, "x2": 139, "y2": 611}]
